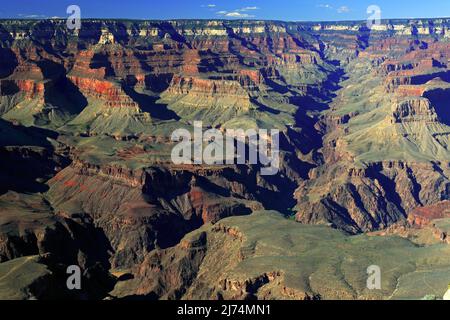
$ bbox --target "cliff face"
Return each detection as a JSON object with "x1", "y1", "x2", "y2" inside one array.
[
  {"x1": 46, "y1": 160, "x2": 271, "y2": 268},
  {"x1": 2, "y1": 18, "x2": 450, "y2": 299},
  {"x1": 161, "y1": 75, "x2": 252, "y2": 111}
]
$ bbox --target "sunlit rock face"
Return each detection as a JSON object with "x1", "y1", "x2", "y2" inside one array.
[{"x1": 2, "y1": 18, "x2": 450, "y2": 300}]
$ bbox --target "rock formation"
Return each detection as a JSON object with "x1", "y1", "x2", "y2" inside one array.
[{"x1": 1, "y1": 18, "x2": 450, "y2": 300}]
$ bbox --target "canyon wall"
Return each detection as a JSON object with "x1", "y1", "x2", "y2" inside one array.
[{"x1": 2, "y1": 18, "x2": 450, "y2": 299}]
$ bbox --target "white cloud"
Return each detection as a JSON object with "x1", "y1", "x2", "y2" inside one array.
[
  {"x1": 337, "y1": 6, "x2": 350, "y2": 13},
  {"x1": 239, "y1": 6, "x2": 259, "y2": 12},
  {"x1": 318, "y1": 4, "x2": 351, "y2": 14},
  {"x1": 216, "y1": 5, "x2": 259, "y2": 18},
  {"x1": 201, "y1": 4, "x2": 217, "y2": 9},
  {"x1": 218, "y1": 11, "x2": 255, "y2": 18},
  {"x1": 318, "y1": 4, "x2": 333, "y2": 10}
]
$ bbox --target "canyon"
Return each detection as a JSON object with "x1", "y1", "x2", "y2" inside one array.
[{"x1": 1, "y1": 18, "x2": 450, "y2": 300}]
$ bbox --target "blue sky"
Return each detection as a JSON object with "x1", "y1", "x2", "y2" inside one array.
[{"x1": 1, "y1": 0, "x2": 450, "y2": 21}]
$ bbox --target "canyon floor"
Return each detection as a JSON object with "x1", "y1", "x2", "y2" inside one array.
[{"x1": 0, "y1": 18, "x2": 450, "y2": 300}]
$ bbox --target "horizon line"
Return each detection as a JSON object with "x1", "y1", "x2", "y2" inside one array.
[{"x1": 2, "y1": 16, "x2": 450, "y2": 24}]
